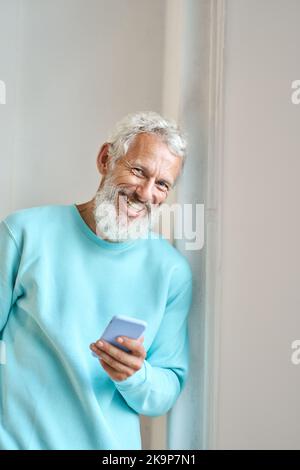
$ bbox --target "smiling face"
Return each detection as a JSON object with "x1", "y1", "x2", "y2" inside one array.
[{"x1": 94, "y1": 133, "x2": 182, "y2": 241}]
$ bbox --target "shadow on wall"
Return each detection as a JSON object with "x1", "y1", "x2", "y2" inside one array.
[{"x1": 140, "y1": 415, "x2": 167, "y2": 450}]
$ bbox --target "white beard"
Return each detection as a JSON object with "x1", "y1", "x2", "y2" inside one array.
[{"x1": 93, "y1": 176, "x2": 159, "y2": 242}]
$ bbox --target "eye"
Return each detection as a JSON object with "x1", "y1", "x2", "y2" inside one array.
[
  {"x1": 131, "y1": 167, "x2": 144, "y2": 177},
  {"x1": 156, "y1": 181, "x2": 169, "y2": 192}
]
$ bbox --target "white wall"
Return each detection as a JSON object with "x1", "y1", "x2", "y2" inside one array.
[
  {"x1": 0, "y1": 0, "x2": 165, "y2": 218},
  {"x1": 0, "y1": 0, "x2": 19, "y2": 217},
  {"x1": 216, "y1": 0, "x2": 300, "y2": 449},
  {"x1": 165, "y1": 0, "x2": 212, "y2": 450}
]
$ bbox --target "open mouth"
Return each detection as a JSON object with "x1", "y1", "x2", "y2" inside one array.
[
  {"x1": 117, "y1": 191, "x2": 147, "y2": 218},
  {"x1": 126, "y1": 199, "x2": 145, "y2": 213}
]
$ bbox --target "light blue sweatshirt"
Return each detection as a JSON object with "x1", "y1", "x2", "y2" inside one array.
[{"x1": 0, "y1": 204, "x2": 192, "y2": 450}]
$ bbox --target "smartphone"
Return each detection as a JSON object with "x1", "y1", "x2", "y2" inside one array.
[{"x1": 98, "y1": 315, "x2": 147, "y2": 353}]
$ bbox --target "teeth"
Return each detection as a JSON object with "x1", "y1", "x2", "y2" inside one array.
[{"x1": 127, "y1": 200, "x2": 144, "y2": 212}]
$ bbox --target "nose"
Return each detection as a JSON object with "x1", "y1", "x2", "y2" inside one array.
[{"x1": 135, "y1": 179, "x2": 155, "y2": 204}]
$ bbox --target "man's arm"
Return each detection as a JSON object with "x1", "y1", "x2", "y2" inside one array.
[{"x1": 91, "y1": 272, "x2": 192, "y2": 417}]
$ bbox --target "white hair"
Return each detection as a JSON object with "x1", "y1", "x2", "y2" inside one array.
[{"x1": 107, "y1": 111, "x2": 187, "y2": 167}]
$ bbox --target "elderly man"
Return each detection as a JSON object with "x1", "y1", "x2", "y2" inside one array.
[{"x1": 0, "y1": 111, "x2": 192, "y2": 450}]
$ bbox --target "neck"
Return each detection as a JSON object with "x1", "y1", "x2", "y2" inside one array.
[
  {"x1": 75, "y1": 197, "x2": 119, "y2": 243},
  {"x1": 75, "y1": 199, "x2": 96, "y2": 234}
]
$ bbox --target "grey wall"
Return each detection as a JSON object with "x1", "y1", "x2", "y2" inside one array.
[{"x1": 217, "y1": 0, "x2": 300, "y2": 449}]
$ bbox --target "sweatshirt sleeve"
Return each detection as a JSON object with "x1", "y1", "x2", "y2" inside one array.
[
  {"x1": 0, "y1": 221, "x2": 22, "y2": 334},
  {"x1": 113, "y1": 266, "x2": 193, "y2": 417}
]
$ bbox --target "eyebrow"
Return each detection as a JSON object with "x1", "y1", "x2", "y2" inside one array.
[{"x1": 130, "y1": 161, "x2": 174, "y2": 188}]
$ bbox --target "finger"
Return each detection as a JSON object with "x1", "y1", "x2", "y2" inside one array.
[
  {"x1": 93, "y1": 339, "x2": 141, "y2": 366},
  {"x1": 91, "y1": 342, "x2": 141, "y2": 371},
  {"x1": 118, "y1": 337, "x2": 146, "y2": 358},
  {"x1": 98, "y1": 350, "x2": 134, "y2": 375}
]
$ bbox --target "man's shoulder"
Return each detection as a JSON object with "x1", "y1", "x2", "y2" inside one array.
[
  {"x1": 2, "y1": 204, "x2": 69, "y2": 238},
  {"x1": 145, "y1": 231, "x2": 192, "y2": 283}
]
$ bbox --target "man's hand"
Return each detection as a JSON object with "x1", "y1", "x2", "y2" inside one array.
[{"x1": 89, "y1": 336, "x2": 146, "y2": 382}]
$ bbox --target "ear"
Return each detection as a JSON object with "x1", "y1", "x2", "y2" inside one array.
[{"x1": 96, "y1": 143, "x2": 111, "y2": 175}]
